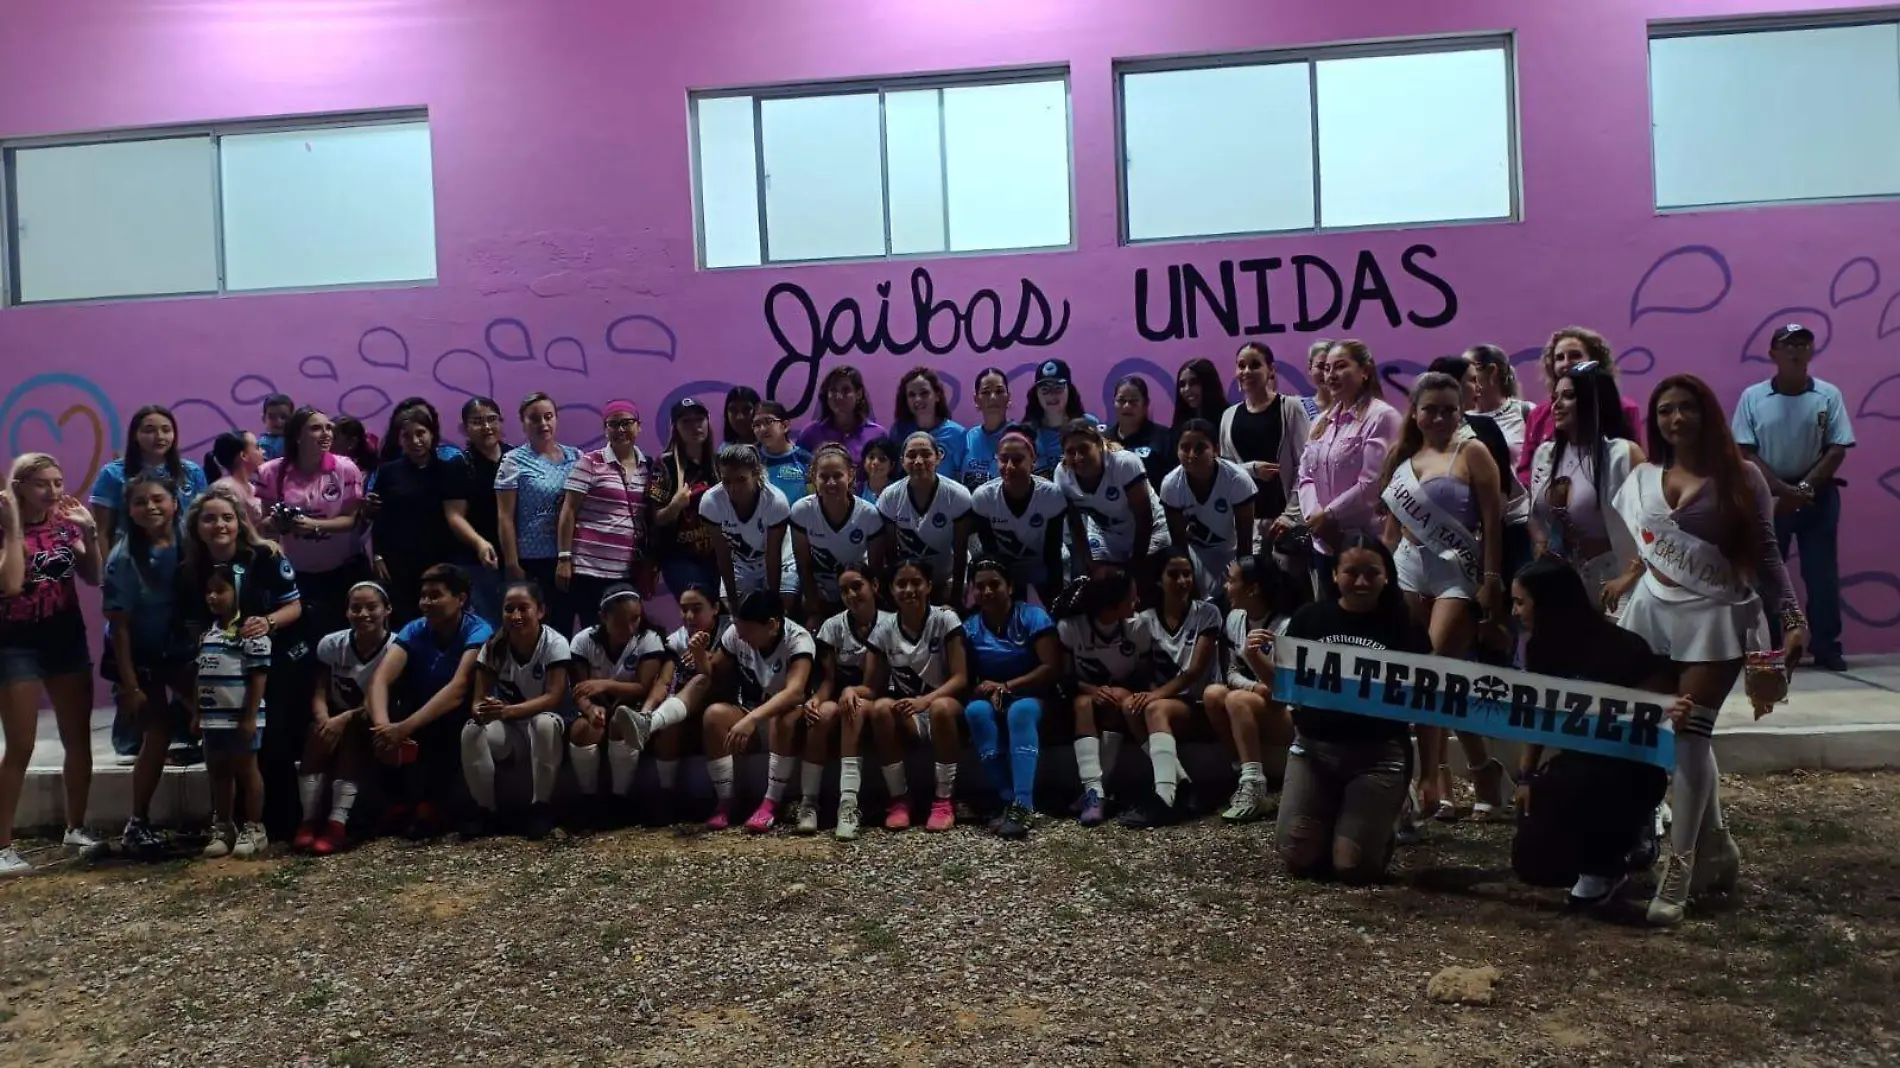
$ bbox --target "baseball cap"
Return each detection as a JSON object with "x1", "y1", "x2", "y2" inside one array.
[
  {"x1": 1035, "y1": 358, "x2": 1072, "y2": 388},
  {"x1": 1770, "y1": 323, "x2": 1815, "y2": 348},
  {"x1": 669, "y1": 396, "x2": 709, "y2": 424}
]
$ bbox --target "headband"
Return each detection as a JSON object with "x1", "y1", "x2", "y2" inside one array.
[
  {"x1": 604, "y1": 400, "x2": 640, "y2": 422},
  {"x1": 998, "y1": 430, "x2": 1036, "y2": 453},
  {"x1": 599, "y1": 588, "x2": 642, "y2": 609},
  {"x1": 348, "y1": 581, "x2": 389, "y2": 599}
]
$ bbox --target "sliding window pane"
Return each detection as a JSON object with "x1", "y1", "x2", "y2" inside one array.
[{"x1": 761, "y1": 93, "x2": 885, "y2": 261}]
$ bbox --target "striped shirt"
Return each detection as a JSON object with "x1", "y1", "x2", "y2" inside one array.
[
  {"x1": 563, "y1": 446, "x2": 653, "y2": 579},
  {"x1": 195, "y1": 624, "x2": 271, "y2": 730}
]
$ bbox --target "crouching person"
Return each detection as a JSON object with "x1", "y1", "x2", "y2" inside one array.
[
  {"x1": 462, "y1": 580, "x2": 571, "y2": 840},
  {"x1": 701, "y1": 591, "x2": 816, "y2": 832}
]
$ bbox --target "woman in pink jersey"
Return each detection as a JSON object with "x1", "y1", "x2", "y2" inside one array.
[{"x1": 255, "y1": 407, "x2": 368, "y2": 638}]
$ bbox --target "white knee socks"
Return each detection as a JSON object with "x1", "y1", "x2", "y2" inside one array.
[
  {"x1": 800, "y1": 761, "x2": 823, "y2": 802},
  {"x1": 461, "y1": 720, "x2": 501, "y2": 811},
  {"x1": 655, "y1": 759, "x2": 680, "y2": 791},
  {"x1": 649, "y1": 696, "x2": 689, "y2": 733},
  {"x1": 607, "y1": 740, "x2": 638, "y2": 796},
  {"x1": 569, "y1": 743, "x2": 602, "y2": 796},
  {"x1": 840, "y1": 757, "x2": 862, "y2": 802},
  {"x1": 1074, "y1": 736, "x2": 1103, "y2": 793},
  {"x1": 765, "y1": 754, "x2": 798, "y2": 803},
  {"x1": 708, "y1": 755, "x2": 735, "y2": 802},
  {"x1": 882, "y1": 762, "x2": 908, "y2": 798},
  {"x1": 328, "y1": 780, "x2": 358, "y2": 825},
  {"x1": 934, "y1": 762, "x2": 957, "y2": 800},
  {"x1": 527, "y1": 716, "x2": 562, "y2": 805},
  {"x1": 1149, "y1": 734, "x2": 1182, "y2": 806},
  {"x1": 298, "y1": 773, "x2": 325, "y2": 822},
  {"x1": 1671, "y1": 722, "x2": 1720, "y2": 856}
]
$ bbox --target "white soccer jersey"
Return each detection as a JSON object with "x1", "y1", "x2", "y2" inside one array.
[
  {"x1": 868, "y1": 606, "x2": 964, "y2": 698},
  {"x1": 315, "y1": 629, "x2": 394, "y2": 711},
  {"x1": 817, "y1": 608, "x2": 890, "y2": 689},
  {"x1": 1140, "y1": 600, "x2": 1223, "y2": 690},
  {"x1": 698, "y1": 482, "x2": 795, "y2": 593},
  {"x1": 1056, "y1": 448, "x2": 1169, "y2": 563},
  {"x1": 571, "y1": 624, "x2": 667, "y2": 682},
  {"x1": 1222, "y1": 609, "x2": 1291, "y2": 688},
  {"x1": 479, "y1": 625, "x2": 571, "y2": 704},
  {"x1": 970, "y1": 476, "x2": 1068, "y2": 577},
  {"x1": 791, "y1": 494, "x2": 882, "y2": 601},
  {"x1": 1057, "y1": 614, "x2": 1153, "y2": 688},
  {"x1": 877, "y1": 476, "x2": 974, "y2": 584},
  {"x1": 1161, "y1": 460, "x2": 1257, "y2": 596},
  {"x1": 719, "y1": 619, "x2": 816, "y2": 703}
]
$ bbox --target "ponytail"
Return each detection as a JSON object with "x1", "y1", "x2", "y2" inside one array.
[
  {"x1": 203, "y1": 431, "x2": 250, "y2": 483},
  {"x1": 1051, "y1": 569, "x2": 1134, "y2": 620}
]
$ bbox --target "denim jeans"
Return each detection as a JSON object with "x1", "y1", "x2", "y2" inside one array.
[{"x1": 1770, "y1": 482, "x2": 1842, "y2": 658}]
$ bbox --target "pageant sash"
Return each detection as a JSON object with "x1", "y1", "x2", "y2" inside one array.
[
  {"x1": 1613, "y1": 467, "x2": 1751, "y2": 604},
  {"x1": 1381, "y1": 460, "x2": 1481, "y2": 583},
  {"x1": 1270, "y1": 635, "x2": 1677, "y2": 770}
]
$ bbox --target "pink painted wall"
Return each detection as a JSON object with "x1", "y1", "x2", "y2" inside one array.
[{"x1": 1, "y1": 0, "x2": 1897, "y2": 650}]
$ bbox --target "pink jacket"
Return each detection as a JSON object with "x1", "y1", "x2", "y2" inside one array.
[{"x1": 1295, "y1": 398, "x2": 1403, "y2": 556}]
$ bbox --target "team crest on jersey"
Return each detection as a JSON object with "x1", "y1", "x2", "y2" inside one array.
[
  {"x1": 1029, "y1": 514, "x2": 1044, "y2": 528},
  {"x1": 1134, "y1": 446, "x2": 1151, "y2": 458},
  {"x1": 532, "y1": 661, "x2": 545, "y2": 679},
  {"x1": 849, "y1": 528, "x2": 866, "y2": 544},
  {"x1": 1214, "y1": 498, "x2": 1229, "y2": 514},
  {"x1": 1120, "y1": 639, "x2": 1138, "y2": 658},
  {"x1": 334, "y1": 678, "x2": 364, "y2": 707},
  {"x1": 1105, "y1": 485, "x2": 1120, "y2": 501},
  {"x1": 932, "y1": 513, "x2": 947, "y2": 528}
]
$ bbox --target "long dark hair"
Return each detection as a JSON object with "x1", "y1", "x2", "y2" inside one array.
[
  {"x1": 1173, "y1": 358, "x2": 1229, "y2": 430},
  {"x1": 381, "y1": 397, "x2": 442, "y2": 462},
  {"x1": 1021, "y1": 379, "x2": 1085, "y2": 426},
  {"x1": 1230, "y1": 553, "x2": 1309, "y2": 620},
  {"x1": 1331, "y1": 531, "x2": 1407, "y2": 623},
  {"x1": 1518, "y1": 556, "x2": 1618, "y2": 677},
  {"x1": 1462, "y1": 344, "x2": 1521, "y2": 401},
  {"x1": 202, "y1": 431, "x2": 251, "y2": 483},
  {"x1": 723, "y1": 386, "x2": 762, "y2": 445},
  {"x1": 1547, "y1": 363, "x2": 1634, "y2": 517},
  {"x1": 1051, "y1": 566, "x2": 1134, "y2": 620},
  {"x1": 332, "y1": 416, "x2": 379, "y2": 474},
  {"x1": 817, "y1": 365, "x2": 873, "y2": 430},
  {"x1": 1378, "y1": 372, "x2": 1464, "y2": 491},
  {"x1": 120, "y1": 469, "x2": 180, "y2": 588},
  {"x1": 894, "y1": 367, "x2": 952, "y2": 427},
  {"x1": 1645, "y1": 374, "x2": 1759, "y2": 576},
  {"x1": 484, "y1": 580, "x2": 546, "y2": 664},
  {"x1": 125, "y1": 404, "x2": 184, "y2": 486}
]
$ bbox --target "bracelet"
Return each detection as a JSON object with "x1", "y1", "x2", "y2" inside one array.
[
  {"x1": 557, "y1": 550, "x2": 574, "y2": 560},
  {"x1": 1780, "y1": 609, "x2": 1808, "y2": 633}
]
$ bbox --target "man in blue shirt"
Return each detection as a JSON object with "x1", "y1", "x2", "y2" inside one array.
[{"x1": 1732, "y1": 323, "x2": 1854, "y2": 671}]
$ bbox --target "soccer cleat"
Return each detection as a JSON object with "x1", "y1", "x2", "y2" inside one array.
[
  {"x1": 612, "y1": 704, "x2": 654, "y2": 755},
  {"x1": 1077, "y1": 789, "x2": 1106, "y2": 827},
  {"x1": 883, "y1": 799, "x2": 911, "y2": 831},
  {"x1": 1647, "y1": 851, "x2": 1694, "y2": 926},
  {"x1": 63, "y1": 827, "x2": 107, "y2": 860},
  {"x1": 121, "y1": 818, "x2": 165, "y2": 860},
  {"x1": 744, "y1": 799, "x2": 779, "y2": 834},
  {"x1": 1221, "y1": 780, "x2": 1267, "y2": 824},
  {"x1": 705, "y1": 802, "x2": 731, "y2": 831},
  {"x1": 925, "y1": 799, "x2": 956, "y2": 832},
  {"x1": 996, "y1": 803, "x2": 1032, "y2": 840},
  {"x1": 834, "y1": 797, "x2": 861, "y2": 841},
  {"x1": 1119, "y1": 794, "x2": 1176, "y2": 830},
  {"x1": 522, "y1": 803, "x2": 558, "y2": 842},
  {"x1": 291, "y1": 821, "x2": 322, "y2": 853},
  {"x1": 312, "y1": 820, "x2": 348, "y2": 857},
  {"x1": 794, "y1": 800, "x2": 820, "y2": 835}
]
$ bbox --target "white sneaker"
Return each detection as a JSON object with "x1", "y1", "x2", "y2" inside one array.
[
  {"x1": 795, "y1": 800, "x2": 820, "y2": 835},
  {"x1": 63, "y1": 827, "x2": 107, "y2": 860},
  {"x1": 0, "y1": 847, "x2": 30, "y2": 878},
  {"x1": 202, "y1": 823, "x2": 234, "y2": 859},
  {"x1": 232, "y1": 823, "x2": 269, "y2": 860},
  {"x1": 835, "y1": 796, "x2": 861, "y2": 841},
  {"x1": 613, "y1": 705, "x2": 653, "y2": 756}
]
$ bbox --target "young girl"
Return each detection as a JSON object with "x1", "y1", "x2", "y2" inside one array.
[
  {"x1": 88, "y1": 405, "x2": 209, "y2": 545},
  {"x1": 698, "y1": 443, "x2": 797, "y2": 612},
  {"x1": 649, "y1": 397, "x2": 720, "y2": 604},
  {"x1": 1221, "y1": 344, "x2": 1311, "y2": 556},
  {"x1": 969, "y1": 429, "x2": 1067, "y2": 607},
  {"x1": 193, "y1": 565, "x2": 272, "y2": 859},
  {"x1": 331, "y1": 416, "x2": 381, "y2": 477},
  {"x1": 858, "y1": 559, "x2": 968, "y2": 831},
  {"x1": 702, "y1": 591, "x2": 817, "y2": 831},
  {"x1": 202, "y1": 430, "x2": 267, "y2": 527},
  {"x1": 300, "y1": 582, "x2": 394, "y2": 855},
  {"x1": 1203, "y1": 555, "x2": 1305, "y2": 824},
  {"x1": 876, "y1": 431, "x2": 974, "y2": 606},
  {"x1": 791, "y1": 445, "x2": 882, "y2": 627},
  {"x1": 107, "y1": 473, "x2": 194, "y2": 856},
  {"x1": 620, "y1": 583, "x2": 727, "y2": 823},
  {"x1": 890, "y1": 367, "x2": 967, "y2": 478},
  {"x1": 496, "y1": 392, "x2": 583, "y2": 634},
  {"x1": 962, "y1": 559, "x2": 1061, "y2": 840},
  {"x1": 1057, "y1": 420, "x2": 1169, "y2": 594},
  {"x1": 1023, "y1": 359, "x2": 1096, "y2": 475},
  {"x1": 1161, "y1": 419, "x2": 1258, "y2": 604},
  {"x1": 464, "y1": 581, "x2": 572, "y2": 840},
  {"x1": 1121, "y1": 550, "x2": 1222, "y2": 829},
  {"x1": 567, "y1": 585, "x2": 668, "y2": 817},
  {"x1": 815, "y1": 565, "x2": 891, "y2": 840},
  {"x1": 960, "y1": 367, "x2": 1015, "y2": 490},
  {"x1": 0, "y1": 454, "x2": 106, "y2": 874},
  {"x1": 723, "y1": 385, "x2": 762, "y2": 448},
  {"x1": 1053, "y1": 568, "x2": 1150, "y2": 827},
  {"x1": 796, "y1": 364, "x2": 887, "y2": 461},
  {"x1": 857, "y1": 436, "x2": 900, "y2": 505}
]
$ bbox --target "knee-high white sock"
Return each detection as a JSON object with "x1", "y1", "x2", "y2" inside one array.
[
  {"x1": 607, "y1": 740, "x2": 638, "y2": 796},
  {"x1": 1240, "y1": 761, "x2": 1266, "y2": 785},
  {"x1": 1074, "y1": 736, "x2": 1103, "y2": 793},
  {"x1": 882, "y1": 762, "x2": 908, "y2": 798},
  {"x1": 934, "y1": 762, "x2": 957, "y2": 800},
  {"x1": 298, "y1": 773, "x2": 325, "y2": 822},
  {"x1": 1101, "y1": 731, "x2": 1125, "y2": 781},
  {"x1": 800, "y1": 761, "x2": 824, "y2": 802},
  {"x1": 328, "y1": 780, "x2": 359, "y2": 825},
  {"x1": 708, "y1": 755, "x2": 736, "y2": 802},
  {"x1": 527, "y1": 716, "x2": 562, "y2": 804},
  {"x1": 649, "y1": 696, "x2": 689, "y2": 732},
  {"x1": 569, "y1": 743, "x2": 602, "y2": 796},
  {"x1": 1670, "y1": 714, "x2": 1720, "y2": 855},
  {"x1": 1150, "y1": 734, "x2": 1181, "y2": 806},
  {"x1": 765, "y1": 754, "x2": 797, "y2": 803},
  {"x1": 461, "y1": 721, "x2": 498, "y2": 811},
  {"x1": 655, "y1": 759, "x2": 680, "y2": 790},
  {"x1": 840, "y1": 757, "x2": 862, "y2": 802}
]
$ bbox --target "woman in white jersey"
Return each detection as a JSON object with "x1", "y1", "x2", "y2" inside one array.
[
  {"x1": 1203, "y1": 554, "x2": 1308, "y2": 824},
  {"x1": 1529, "y1": 362, "x2": 1643, "y2": 596},
  {"x1": 1161, "y1": 418, "x2": 1258, "y2": 606},
  {"x1": 698, "y1": 443, "x2": 797, "y2": 615},
  {"x1": 857, "y1": 558, "x2": 969, "y2": 832},
  {"x1": 613, "y1": 584, "x2": 726, "y2": 826},
  {"x1": 565, "y1": 584, "x2": 669, "y2": 823},
  {"x1": 463, "y1": 581, "x2": 572, "y2": 841},
  {"x1": 876, "y1": 431, "x2": 974, "y2": 606},
  {"x1": 814, "y1": 564, "x2": 891, "y2": 840},
  {"x1": 1053, "y1": 568, "x2": 1151, "y2": 828},
  {"x1": 702, "y1": 590, "x2": 817, "y2": 833},
  {"x1": 1056, "y1": 420, "x2": 1169, "y2": 599},
  {"x1": 1120, "y1": 550, "x2": 1223, "y2": 829},
  {"x1": 970, "y1": 427, "x2": 1067, "y2": 606},
  {"x1": 791, "y1": 444, "x2": 882, "y2": 628},
  {"x1": 296, "y1": 581, "x2": 394, "y2": 855}
]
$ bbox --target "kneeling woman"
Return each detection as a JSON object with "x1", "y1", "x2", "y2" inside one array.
[
  {"x1": 1121, "y1": 549, "x2": 1222, "y2": 829},
  {"x1": 567, "y1": 585, "x2": 668, "y2": 816},
  {"x1": 859, "y1": 559, "x2": 969, "y2": 831},
  {"x1": 1203, "y1": 555, "x2": 1306, "y2": 824},
  {"x1": 1054, "y1": 569, "x2": 1152, "y2": 827},
  {"x1": 962, "y1": 558, "x2": 1061, "y2": 839},
  {"x1": 816, "y1": 565, "x2": 890, "y2": 840},
  {"x1": 1274, "y1": 533, "x2": 1430, "y2": 883},
  {"x1": 297, "y1": 581, "x2": 395, "y2": 855},
  {"x1": 702, "y1": 591, "x2": 817, "y2": 831},
  {"x1": 463, "y1": 582, "x2": 572, "y2": 840}
]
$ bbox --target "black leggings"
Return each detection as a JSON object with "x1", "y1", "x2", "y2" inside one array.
[{"x1": 520, "y1": 557, "x2": 580, "y2": 637}]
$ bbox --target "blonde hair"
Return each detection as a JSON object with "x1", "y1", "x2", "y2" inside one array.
[
  {"x1": 1311, "y1": 339, "x2": 1384, "y2": 437},
  {"x1": 1540, "y1": 327, "x2": 1616, "y2": 393},
  {"x1": 8, "y1": 453, "x2": 61, "y2": 486},
  {"x1": 181, "y1": 483, "x2": 283, "y2": 591}
]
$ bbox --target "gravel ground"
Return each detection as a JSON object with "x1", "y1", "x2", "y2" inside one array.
[{"x1": 1, "y1": 770, "x2": 1897, "y2": 1067}]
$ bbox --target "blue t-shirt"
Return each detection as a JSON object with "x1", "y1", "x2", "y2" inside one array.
[
  {"x1": 1032, "y1": 415, "x2": 1099, "y2": 475},
  {"x1": 891, "y1": 420, "x2": 968, "y2": 482},
  {"x1": 1731, "y1": 376, "x2": 1856, "y2": 481},
  {"x1": 395, "y1": 612, "x2": 493, "y2": 709},
  {"x1": 102, "y1": 535, "x2": 182, "y2": 658},
  {"x1": 960, "y1": 423, "x2": 1007, "y2": 489},
  {"x1": 494, "y1": 444, "x2": 582, "y2": 561},
  {"x1": 88, "y1": 458, "x2": 209, "y2": 514},
  {"x1": 257, "y1": 433, "x2": 286, "y2": 462},
  {"x1": 962, "y1": 602, "x2": 1056, "y2": 684},
  {"x1": 761, "y1": 445, "x2": 813, "y2": 503}
]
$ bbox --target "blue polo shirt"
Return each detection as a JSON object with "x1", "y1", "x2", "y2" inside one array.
[
  {"x1": 1731, "y1": 376, "x2": 1855, "y2": 481},
  {"x1": 395, "y1": 612, "x2": 493, "y2": 708},
  {"x1": 963, "y1": 602, "x2": 1056, "y2": 685}
]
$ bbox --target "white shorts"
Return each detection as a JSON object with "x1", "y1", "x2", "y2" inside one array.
[
  {"x1": 1395, "y1": 540, "x2": 1476, "y2": 601},
  {"x1": 1616, "y1": 572, "x2": 1768, "y2": 663}
]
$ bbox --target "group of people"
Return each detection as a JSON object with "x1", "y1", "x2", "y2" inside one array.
[{"x1": 0, "y1": 321, "x2": 1854, "y2": 927}]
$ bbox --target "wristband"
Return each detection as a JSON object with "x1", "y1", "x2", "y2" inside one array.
[{"x1": 557, "y1": 551, "x2": 574, "y2": 560}]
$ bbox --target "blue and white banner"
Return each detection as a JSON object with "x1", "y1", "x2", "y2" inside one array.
[{"x1": 1270, "y1": 636, "x2": 1676, "y2": 771}]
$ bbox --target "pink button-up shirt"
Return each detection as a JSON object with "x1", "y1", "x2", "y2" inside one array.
[{"x1": 1295, "y1": 397, "x2": 1403, "y2": 556}]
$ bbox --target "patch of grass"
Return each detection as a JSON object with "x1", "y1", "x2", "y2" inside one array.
[
  {"x1": 599, "y1": 921, "x2": 635, "y2": 952},
  {"x1": 1186, "y1": 885, "x2": 1244, "y2": 910},
  {"x1": 301, "y1": 981, "x2": 337, "y2": 1011},
  {"x1": 1774, "y1": 815, "x2": 1856, "y2": 846},
  {"x1": 0, "y1": 1006, "x2": 15, "y2": 1025},
  {"x1": 265, "y1": 861, "x2": 312, "y2": 891},
  {"x1": 940, "y1": 860, "x2": 972, "y2": 883},
  {"x1": 851, "y1": 917, "x2": 905, "y2": 963},
  {"x1": 329, "y1": 1045, "x2": 384, "y2": 1068},
  {"x1": 1051, "y1": 903, "x2": 1082, "y2": 924}
]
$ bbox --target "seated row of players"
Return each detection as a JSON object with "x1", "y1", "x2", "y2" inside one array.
[{"x1": 299, "y1": 544, "x2": 1306, "y2": 851}]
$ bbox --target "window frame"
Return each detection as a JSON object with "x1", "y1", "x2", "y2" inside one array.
[
  {"x1": 1112, "y1": 32, "x2": 1522, "y2": 246},
  {"x1": 1647, "y1": 9, "x2": 1900, "y2": 214},
  {"x1": 0, "y1": 107, "x2": 435, "y2": 307},
  {"x1": 687, "y1": 65, "x2": 1076, "y2": 270}
]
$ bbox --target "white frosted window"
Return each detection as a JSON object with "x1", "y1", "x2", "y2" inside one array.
[
  {"x1": 694, "y1": 96, "x2": 763, "y2": 268},
  {"x1": 220, "y1": 122, "x2": 436, "y2": 291},
  {"x1": 1315, "y1": 48, "x2": 1514, "y2": 228},
  {"x1": 1123, "y1": 64, "x2": 1316, "y2": 240},
  {"x1": 761, "y1": 93, "x2": 885, "y2": 262},
  {"x1": 942, "y1": 80, "x2": 1072, "y2": 251},
  {"x1": 10, "y1": 137, "x2": 218, "y2": 302},
  {"x1": 885, "y1": 89, "x2": 947, "y2": 255},
  {"x1": 1651, "y1": 23, "x2": 1900, "y2": 208}
]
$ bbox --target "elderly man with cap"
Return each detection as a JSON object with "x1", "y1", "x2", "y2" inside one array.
[
  {"x1": 559, "y1": 400, "x2": 657, "y2": 613},
  {"x1": 1732, "y1": 323, "x2": 1855, "y2": 671}
]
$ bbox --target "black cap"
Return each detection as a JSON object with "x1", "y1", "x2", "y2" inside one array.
[
  {"x1": 1034, "y1": 358, "x2": 1072, "y2": 388},
  {"x1": 669, "y1": 396, "x2": 709, "y2": 424},
  {"x1": 1770, "y1": 323, "x2": 1815, "y2": 348}
]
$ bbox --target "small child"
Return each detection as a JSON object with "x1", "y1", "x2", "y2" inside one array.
[
  {"x1": 258, "y1": 393, "x2": 294, "y2": 462},
  {"x1": 193, "y1": 565, "x2": 272, "y2": 859}
]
